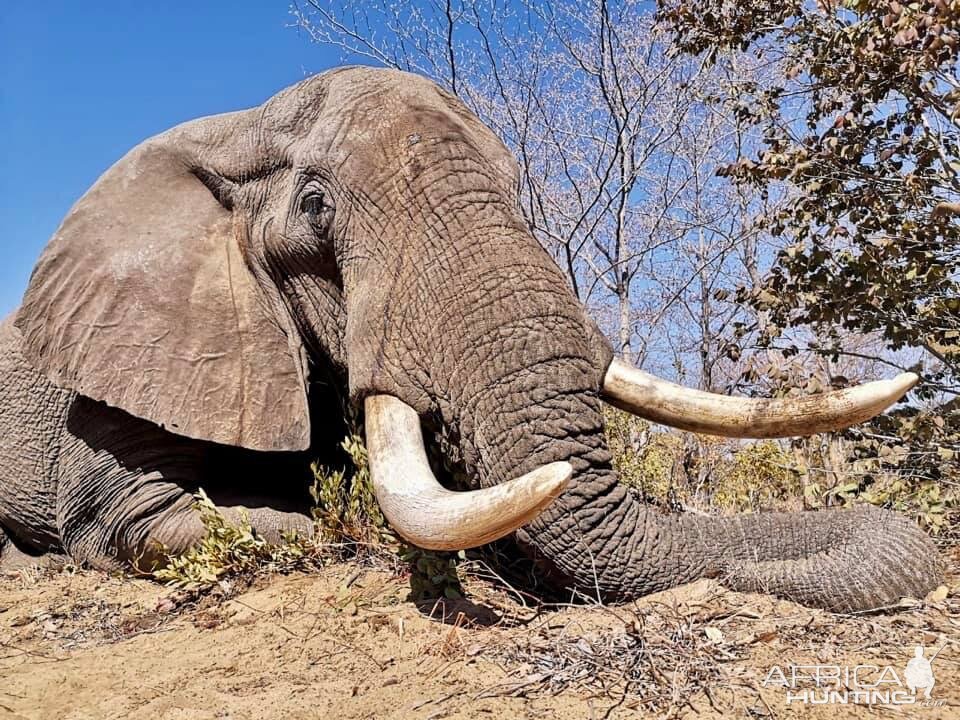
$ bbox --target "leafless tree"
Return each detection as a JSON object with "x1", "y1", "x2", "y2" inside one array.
[{"x1": 292, "y1": 0, "x2": 781, "y2": 389}]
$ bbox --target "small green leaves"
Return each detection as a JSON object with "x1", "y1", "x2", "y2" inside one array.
[
  {"x1": 310, "y1": 434, "x2": 387, "y2": 546},
  {"x1": 152, "y1": 490, "x2": 271, "y2": 588}
]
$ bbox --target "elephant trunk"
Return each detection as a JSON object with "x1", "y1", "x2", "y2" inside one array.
[
  {"x1": 691, "y1": 503, "x2": 942, "y2": 611},
  {"x1": 469, "y1": 359, "x2": 942, "y2": 611}
]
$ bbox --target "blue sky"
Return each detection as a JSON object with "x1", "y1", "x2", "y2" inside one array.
[{"x1": 0, "y1": 2, "x2": 345, "y2": 316}]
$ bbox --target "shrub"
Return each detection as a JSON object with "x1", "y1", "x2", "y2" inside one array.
[
  {"x1": 152, "y1": 489, "x2": 282, "y2": 588},
  {"x1": 312, "y1": 433, "x2": 464, "y2": 600},
  {"x1": 605, "y1": 406, "x2": 801, "y2": 513},
  {"x1": 309, "y1": 434, "x2": 387, "y2": 546},
  {"x1": 710, "y1": 441, "x2": 802, "y2": 512},
  {"x1": 603, "y1": 406, "x2": 684, "y2": 501}
]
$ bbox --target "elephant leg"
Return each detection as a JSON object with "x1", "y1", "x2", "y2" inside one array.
[
  {"x1": 121, "y1": 491, "x2": 314, "y2": 572},
  {"x1": 0, "y1": 523, "x2": 33, "y2": 570},
  {"x1": 56, "y1": 396, "x2": 313, "y2": 573},
  {"x1": 0, "y1": 316, "x2": 71, "y2": 566},
  {"x1": 57, "y1": 484, "x2": 313, "y2": 573},
  {"x1": 0, "y1": 523, "x2": 68, "y2": 571}
]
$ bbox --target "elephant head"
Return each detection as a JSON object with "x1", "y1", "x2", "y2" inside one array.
[{"x1": 16, "y1": 67, "x2": 940, "y2": 611}]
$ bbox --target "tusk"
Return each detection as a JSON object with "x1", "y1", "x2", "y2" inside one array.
[
  {"x1": 364, "y1": 394, "x2": 572, "y2": 550},
  {"x1": 602, "y1": 359, "x2": 918, "y2": 439}
]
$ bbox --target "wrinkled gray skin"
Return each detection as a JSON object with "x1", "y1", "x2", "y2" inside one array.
[{"x1": 0, "y1": 67, "x2": 941, "y2": 611}]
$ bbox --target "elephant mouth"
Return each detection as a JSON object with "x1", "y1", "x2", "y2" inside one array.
[{"x1": 363, "y1": 360, "x2": 918, "y2": 549}]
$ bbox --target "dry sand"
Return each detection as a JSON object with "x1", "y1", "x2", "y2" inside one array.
[{"x1": 1, "y1": 547, "x2": 958, "y2": 719}]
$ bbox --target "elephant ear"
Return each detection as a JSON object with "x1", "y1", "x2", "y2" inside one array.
[{"x1": 15, "y1": 113, "x2": 311, "y2": 452}]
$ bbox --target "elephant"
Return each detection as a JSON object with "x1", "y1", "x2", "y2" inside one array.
[{"x1": 0, "y1": 66, "x2": 942, "y2": 612}]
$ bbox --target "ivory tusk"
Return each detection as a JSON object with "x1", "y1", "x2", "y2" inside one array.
[
  {"x1": 602, "y1": 359, "x2": 918, "y2": 439},
  {"x1": 364, "y1": 394, "x2": 572, "y2": 550}
]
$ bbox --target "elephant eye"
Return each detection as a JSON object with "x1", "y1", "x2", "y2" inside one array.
[{"x1": 300, "y1": 192, "x2": 326, "y2": 216}]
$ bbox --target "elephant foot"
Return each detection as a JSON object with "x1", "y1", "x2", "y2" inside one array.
[{"x1": 219, "y1": 504, "x2": 315, "y2": 545}]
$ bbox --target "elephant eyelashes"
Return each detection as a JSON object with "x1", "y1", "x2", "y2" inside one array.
[
  {"x1": 299, "y1": 191, "x2": 334, "y2": 237},
  {"x1": 300, "y1": 193, "x2": 326, "y2": 217}
]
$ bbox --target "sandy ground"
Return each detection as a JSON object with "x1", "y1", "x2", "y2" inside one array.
[{"x1": 1, "y1": 547, "x2": 958, "y2": 720}]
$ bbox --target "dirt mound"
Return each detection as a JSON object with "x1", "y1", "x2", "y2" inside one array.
[{"x1": 2, "y1": 549, "x2": 958, "y2": 719}]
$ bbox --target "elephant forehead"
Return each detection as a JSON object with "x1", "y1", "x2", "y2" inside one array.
[
  {"x1": 324, "y1": 82, "x2": 471, "y2": 150},
  {"x1": 323, "y1": 66, "x2": 448, "y2": 118},
  {"x1": 297, "y1": 68, "x2": 514, "y2": 174}
]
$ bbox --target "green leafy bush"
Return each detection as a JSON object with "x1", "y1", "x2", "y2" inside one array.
[
  {"x1": 152, "y1": 489, "x2": 279, "y2": 588},
  {"x1": 401, "y1": 547, "x2": 465, "y2": 601},
  {"x1": 604, "y1": 406, "x2": 683, "y2": 501},
  {"x1": 711, "y1": 441, "x2": 802, "y2": 511},
  {"x1": 607, "y1": 402, "x2": 955, "y2": 531},
  {"x1": 153, "y1": 435, "x2": 388, "y2": 589},
  {"x1": 312, "y1": 434, "x2": 464, "y2": 599},
  {"x1": 309, "y1": 434, "x2": 387, "y2": 546}
]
